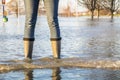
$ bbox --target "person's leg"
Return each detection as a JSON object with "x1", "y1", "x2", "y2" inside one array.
[
  {"x1": 23, "y1": 0, "x2": 39, "y2": 59},
  {"x1": 44, "y1": 0, "x2": 61, "y2": 59}
]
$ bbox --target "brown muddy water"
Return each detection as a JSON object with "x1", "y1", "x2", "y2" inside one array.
[{"x1": 0, "y1": 16, "x2": 120, "y2": 80}]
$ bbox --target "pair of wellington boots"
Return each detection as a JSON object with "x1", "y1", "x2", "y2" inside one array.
[{"x1": 24, "y1": 40, "x2": 61, "y2": 59}]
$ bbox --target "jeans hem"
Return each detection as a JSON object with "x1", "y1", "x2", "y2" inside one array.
[
  {"x1": 50, "y1": 37, "x2": 62, "y2": 41},
  {"x1": 23, "y1": 38, "x2": 35, "y2": 41}
]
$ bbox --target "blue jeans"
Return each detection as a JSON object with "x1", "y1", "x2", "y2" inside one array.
[{"x1": 23, "y1": 0, "x2": 61, "y2": 41}]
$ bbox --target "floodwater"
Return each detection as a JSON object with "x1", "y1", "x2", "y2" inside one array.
[
  {"x1": 0, "y1": 16, "x2": 120, "y2": 79},
  {"x1": 1, "y1": 68, "x2": 120, "y2": 80}
]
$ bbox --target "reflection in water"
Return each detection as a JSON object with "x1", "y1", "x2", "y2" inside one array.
[
  {"x1": 24, "y1": 69, "x2": 33, "y2": 80},
  {"x1": 1, "y1": 68, "x2": 120, "y2": 80},
  {"x1": 52, "y1": 68, "x2": 61, "y2": 80},
  {"x1": 23, "y1": 68, "x2": 61, "y2": 80}
]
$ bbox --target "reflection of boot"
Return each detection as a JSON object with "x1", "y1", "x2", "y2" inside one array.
[
  {"x1": 24, "y1": 70, "x2": 33, "y2": 80},
  {"x1": 52, "y1": 68, "x2": 61, "y2": 80},
  {"x1": 24, "y1": 41, "x2": 34, "y2": 59},
  {"x1": 51, "y1": 40, "x2": 61, "y2": 59}
]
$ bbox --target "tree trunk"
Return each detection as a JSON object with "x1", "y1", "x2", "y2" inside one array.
[
  {"x1": 91, "y1": 10, "x2": 94, "y2": 20},
  {"x1": 111, "y1": 0, "x2": 114, "y2": 20},
  {"x1": 111, "y1": 11, "x2": 114, "y2": 20},
  {"x1": 97, "y1": 5, "x2": 100, "y2": 19}
]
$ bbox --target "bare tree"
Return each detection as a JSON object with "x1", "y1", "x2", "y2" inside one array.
[
  {"x1": 6, "y1": 0, "x2": 18, "y2": 17},
  {"x1": 96, "y1": 0, "x2": 105, "y2": 19},
  {"x1": 96, "y1": 0, "x2": 101, "y2": 19},
  {"x1": 100, "y1": 0, "x2": 120, "y2": 19},
  {"x1": 78, "y1": 0, "x2": 97, "y2": 20}
]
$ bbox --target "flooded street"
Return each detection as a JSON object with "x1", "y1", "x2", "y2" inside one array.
[{"x1": 0, "y1": 16, "x2": 120, "y2": 79}]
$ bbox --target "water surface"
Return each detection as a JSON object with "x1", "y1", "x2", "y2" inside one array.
[
  {"x1": 0, "y1": 16, "x2": 120, "y2": 79},
  {"x1": 1, "y1": 68, "x2": 120, "y2": 80}
]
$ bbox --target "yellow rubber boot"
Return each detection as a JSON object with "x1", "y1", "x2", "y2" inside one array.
[
  {"x1": 24, "y1": 41, "x2": 34, "y2": 59},
  {"x1": 51, "y1": 40, "x2": 61, "y2": 59}
]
